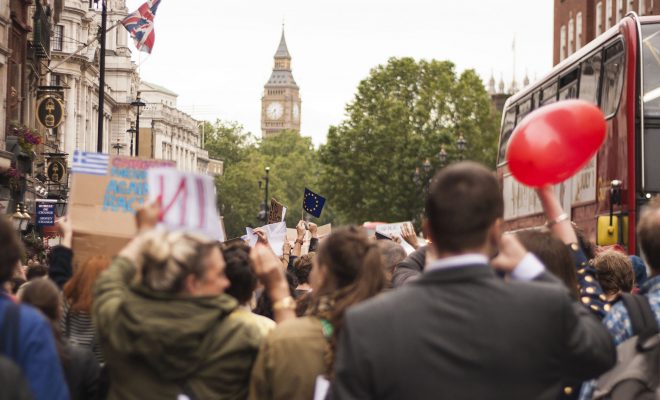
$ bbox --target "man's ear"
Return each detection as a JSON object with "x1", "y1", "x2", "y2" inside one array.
[
  {"x1": 488, "y1": 218, "x2": 504, "y2": 255},
  {"x1": 183, "y1": 274, "x2": 197, "y2": 295},
  {"x1": 422, "y1": 219, "x2": 434, "y2": 244}
]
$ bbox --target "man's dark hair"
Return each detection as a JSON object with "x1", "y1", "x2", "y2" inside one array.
[
  {"x1": 425, "y1": 162, "x2": 503, "y2": 253},
  {"x1": 221, "y1": 241, "x2": 256, "y2": 305},
  {"x1": 26, "y1": 264, "x2": 48, "y2": 281},
  {"x1": 294, "y1": 253, "x2": 315, "y2": 284},
  {"x1": 637, "y1": 196, "x2": 660, "y2": 274},
  {"x1": 0, "y1": 217, "x2": 24, "y2": 284}
]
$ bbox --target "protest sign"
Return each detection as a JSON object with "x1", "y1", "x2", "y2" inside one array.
[
  {"x1": 36, "y1": 199, "x2": 56, "y2": 227},
  {"x1": 286, "y1": 223, "x2": 331, "y2": 254},
  {"x1": 246, "y1": 222, "x2": 287, "y2": 256},
  {"x1": 147, "y1": 168, "x2": 225, "y2": 241},
  {"x1": 69, "y1": 151, "x2": 174, "y2": 264},
  {"x1": 268, "y1": 198, "x2": 286, "y2": 224},
  {"x1": 376, "y1": 222, "x2": 419, "y2": 255}
]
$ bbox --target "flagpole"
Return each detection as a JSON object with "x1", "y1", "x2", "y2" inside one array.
[{"x1": 97, "y1": 0, "x2": 108, "y2": 153}]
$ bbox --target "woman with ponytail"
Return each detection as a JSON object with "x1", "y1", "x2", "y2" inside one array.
[{"x1": 248, "y1": 226, "x2": 386, "y2": 400}]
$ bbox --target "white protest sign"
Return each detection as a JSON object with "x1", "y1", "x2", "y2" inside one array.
[
  {"x1": 245, "y1": 222, "x2": 287, "y2": 257},
  {"x1": 376, "y1": 222, "x2": 418, "y2": 255},
  {"x1": 147, "y1": 168, "x2": 225, "y2": 241}
]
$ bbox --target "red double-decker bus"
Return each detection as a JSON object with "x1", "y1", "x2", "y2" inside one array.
[{"x1": 498, "y1": 13, "x2": 660, "y2": 253}]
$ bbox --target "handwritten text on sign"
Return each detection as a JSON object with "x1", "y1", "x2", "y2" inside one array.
[
  {"x1": 147, "y1": 168, "x2": 224, "y2": 241},
  {"x1": 103, "y1": 158, "x2": 172, "y2": 213}
]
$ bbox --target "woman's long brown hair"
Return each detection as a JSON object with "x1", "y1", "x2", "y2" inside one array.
[{"x1": 307, "y1": 226, "x2": 386, "y2": 376}]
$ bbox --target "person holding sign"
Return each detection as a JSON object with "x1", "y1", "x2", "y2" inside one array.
[
  {"x1": 92, "y1": 203, "x2": 263, "y2": 400},
  {"x1": 248, "y1": 226, "x2": 386, "y2": 400}
]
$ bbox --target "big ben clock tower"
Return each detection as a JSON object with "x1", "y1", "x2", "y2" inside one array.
[{"x1": 261, "y1": 29, "x2": 301, "y2": 138}]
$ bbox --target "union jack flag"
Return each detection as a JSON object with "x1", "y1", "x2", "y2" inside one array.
[{"x1": 121, "y1": 0, "x2": 161, "y2": 54}]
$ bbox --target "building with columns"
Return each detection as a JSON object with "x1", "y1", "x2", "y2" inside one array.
[
  {"x1": 261, "y1": 29, "x2": 301, "y2": 138},
  {"x1": 554, "y1": 0, "x2": 659, "y2": 65},
  {"x1": 138, "y1": 81, "x2": 210, "y2": 174}
]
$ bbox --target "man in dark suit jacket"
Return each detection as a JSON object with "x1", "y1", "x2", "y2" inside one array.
[{"x1": 332, "y1": 162, "x2": 616, "y2": 400}]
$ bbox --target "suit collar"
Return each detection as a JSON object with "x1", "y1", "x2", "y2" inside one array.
[
  {"x1": 426, "y1": 254, "x2": 489, "y2": 273},
  {"x1": 418, "y1": 263, "x2": 495, "y2": 284}
]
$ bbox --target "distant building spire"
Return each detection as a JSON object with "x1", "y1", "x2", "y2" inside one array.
[
  {"x1": 488, "y1": 70, "x2": 496, "y2": 95},
  {"x1": 523, "y1": 70, "x2": 530, "y2": 87},
  {"x1": 498, "y1": 74, "x2": 506, "y2": 94},
  {"x1": 275, "y1": 27, "x2": 291, "y2": 59}
]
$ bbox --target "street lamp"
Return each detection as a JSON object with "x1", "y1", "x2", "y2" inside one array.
[
  {"x1": 456, "y1": 133, "x2": 467, "y2": 160},
  {"x1": 131, "y1": 93, "x2": 146, "y2": 156},
  {"x1": 112, "y1": 138, "x2": 125, "y2": 155},
  {"x1": 257, "y1": 167, "x2": 271, "y2": 224},
  {"x1": 126, "y1": 123, "x2": 136, "y2": 157},
  {"x1": 437, "y1": 145, "x2": 448, "y2": 165}
]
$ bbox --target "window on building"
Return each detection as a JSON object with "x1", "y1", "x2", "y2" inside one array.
[
  {"x1": 601, "y1": 40, "x2": 626, "y2": 117},
  {"x1": 607, "y1": 0, "x2": 613, "y2": 29},
  {"x1": 597, "y1": 2, "x2": 604, "y2": 35},
  {"x1": 639, "y1": 0, "x2": 646, "y2": 14},
  {"x1": 50, "y1": 74, "x2": 61, "y2": 87},
  {"x1": 580, "y1": 52, "x2": 603, "y2": 105},
  {"x1": 577, "y1": 12, "x2": 583, "y2": 49},
  {"x1": 52, "y1": 25, "x2": 63, "y2": 51},
  {"x1": 560, "y1": 25, "x2": 567, "y2": 61},
  {"x1": 617, "y1": 0, "x2": 624, "y2": 19},
  {"x1": 568, "y1": 17, "x2": 575, "y2": 55}
]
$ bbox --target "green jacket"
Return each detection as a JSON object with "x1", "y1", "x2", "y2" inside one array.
[{"x1": 93, "y1": 257, "x2": 263, "y2": 400}]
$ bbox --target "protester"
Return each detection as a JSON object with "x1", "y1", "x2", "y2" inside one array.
[
  {"x1": 93, "y1": 203, "x2": 263, "y2": 399},
  {"x1": 61, "y1": 255, "x2": 110, "y2": 364},
  {"x1": 0, "y1": 217, "x2": 69, "y2": 400},
  {"x1": 391, "y1": 245, "x2": 426, "y2": 287},
  {"x1": 21, "y1": 278, "x2": 100, "y2": 400},
  {"x1": 222, "y1": 241, "x2": 276, "y2": 336},
  {"x1": 579, "y1": 196, "x2": 660, "y2": 400},
  {"x1": 517, "y1": 230, "x2": 580, "y2": 299},
  {"x1": 629, "y1": 255, "x2": 648, "y2": 290},
  {"x1": 293, "y1": 253, "x2": 314, "y2": 296},
  {"x1": 377, "y1": 240, "x2": 407, "y2": 288},
  {"x1": 592, "y1": 250, "x2": 634, "y2": 303},
  {"x1": 248, "y1": 226, "x2": 386, "y2": 400},
  {"x1": 332, "y1": 162, "x2": 616, "y2": 400}
]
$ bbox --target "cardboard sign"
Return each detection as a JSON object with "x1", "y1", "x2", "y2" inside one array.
[
  {"x1": 69, "y1": 152, "x2": 175, "y2": 264},
  {"x1": 147, "y1": 168, "x2": 225, "y2": 241},
  {"x1": 376, "y1": 222, "x2": 418, "y2": 255},
  {"x1": 268, "y1": 198, "x2": 286, "y2": 224},
  {"x1": 36, "y1": 199, "x2": 56, "y2": 227},
  {"x1": 286, "y1": 223, "x2": 332, "y2": 255},
  {"x1": 246, "y1": 222, "x2": 287, "y2": 256}
]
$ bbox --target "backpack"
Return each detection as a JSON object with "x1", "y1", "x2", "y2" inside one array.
[{"x1": 593, "y1": 293, "x2": 660, "y2": 400}]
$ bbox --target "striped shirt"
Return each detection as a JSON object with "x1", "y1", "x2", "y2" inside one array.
[{"x1": 60, "y1": 298, "x2": 103, "y2": 364}]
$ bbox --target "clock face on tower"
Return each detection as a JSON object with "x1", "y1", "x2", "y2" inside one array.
[
  {"x1": 292, "y1": 104, "x2": 300, "y2": 122},
  {"x1": 267, "y1": 102, "x2": 284, "y2": 120}
]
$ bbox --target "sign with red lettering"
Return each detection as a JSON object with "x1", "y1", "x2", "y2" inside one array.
[{"x1": 147, "y1": 168, "x2": 225, "y2": 241}]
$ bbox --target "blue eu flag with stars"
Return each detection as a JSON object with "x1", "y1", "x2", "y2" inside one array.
[{"x1": 303, "y1": 188, "x2": 326, "y2": 218}]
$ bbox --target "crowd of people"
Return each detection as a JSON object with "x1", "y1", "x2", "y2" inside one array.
[{"x1": 0, "y1": 161, "x2": 659, "y2": 399}]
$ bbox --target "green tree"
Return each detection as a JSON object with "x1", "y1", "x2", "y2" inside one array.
[
  {"x1": 214, "y1": 129, "x2": 330, "y2": 239},
  {"x1": 203, "y1": 120, "x2": 256, "y2": 165},
  {"x1": 319, "y1": 57, "x2": 499, "y2": 225}
]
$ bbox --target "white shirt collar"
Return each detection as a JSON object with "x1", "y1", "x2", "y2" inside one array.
[{"x1": 425, "y1": 253, "x2": 489, "y2": 273}]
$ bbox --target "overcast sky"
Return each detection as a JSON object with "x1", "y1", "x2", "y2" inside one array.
[{"x1": 124, "y1": 0, "x2": 553, "y2": 145}]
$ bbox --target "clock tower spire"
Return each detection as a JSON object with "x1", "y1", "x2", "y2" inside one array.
[{"x1": 261, "y1": 27, "x2": 301, "y2": 138}]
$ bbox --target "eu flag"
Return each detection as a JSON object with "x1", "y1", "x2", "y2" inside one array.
[{"x1": 303, "y1": 188, "x2": 326, "y2": 218}]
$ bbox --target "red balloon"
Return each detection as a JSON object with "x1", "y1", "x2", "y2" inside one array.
[{"x1": 505, "y1": 99, "x2": 606, "y2": 187}]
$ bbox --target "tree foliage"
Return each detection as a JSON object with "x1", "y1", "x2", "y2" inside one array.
[
  {"x1": 206, "y1": 122, "x2": 328, "y2": 239},
  {"x1": 319, "y1": 57, "x2": 499, "y2": 225}
]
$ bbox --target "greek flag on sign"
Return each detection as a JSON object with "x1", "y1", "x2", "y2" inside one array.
[{"x1": 72, "y1": 151, "x2": 109, "y2": 175}]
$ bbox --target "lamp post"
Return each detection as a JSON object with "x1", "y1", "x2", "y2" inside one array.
[
  {"x1": 456, "y1": 133, "x2": 467, "y2": 160},
  {"x1": 131, "y1": 93, "x2": 146, "y2": 156},
  {"x1": 111, "y1": 138, "x2": 125, "y2": 155},
  {"x1": 257, "y1": 167, "x2": 271, "y2": 224},
  {"x1": 126, "y1": 123, "x2": 136, "y2": 156}
]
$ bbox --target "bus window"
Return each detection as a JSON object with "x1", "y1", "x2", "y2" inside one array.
[
  {"x1": 641, "y1": 24, "x2": 660, "y2": 192},
  {"x1": 541, "y1": 81, "x2": 558, "y2": 106},
  {"x1": 601, "y1": 40, "x2": 625, "y2": 117},
  {"x1": 579, "y1": 52, "x2": 603, "y2": 105},
  {"x1": 516, "y1": 98, "x2": 533, "y2": 124},
  {"x1": 559, "y1": 69, "x2": 579, "y2": 100},
  {"x1": 498, "y1": 108, "x2": 516, "y2": 164}
]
